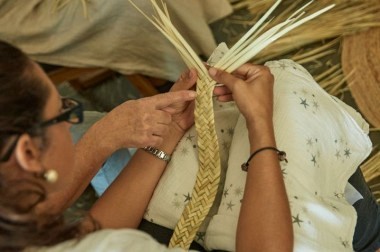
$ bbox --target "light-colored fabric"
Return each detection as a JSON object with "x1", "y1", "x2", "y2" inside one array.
[
  {"x1": 27, "y1": 229, "x2": 197, "y2": 252},
  {"x1": 0, "y1": 0, "x2": 233, "y2": 81},
  {"x1": 144, "y1": 100, "x2": 239, "y2": 246},
  {"x1": 345, "y1": 183, "x2": 363, "y2": 205},
  {"x1": 144, "y1": 60, "x2": 372, "y2": 251},
  {"x1": 205, "y1": 60, "x2": 372, "y2": 251}
]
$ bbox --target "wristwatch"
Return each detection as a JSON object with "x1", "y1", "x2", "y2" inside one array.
[{"x1": 142, "y1": 146, "x2": 171, "y2": 162}]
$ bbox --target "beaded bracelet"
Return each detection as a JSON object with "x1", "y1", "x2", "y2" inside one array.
[{"x1": 241, "y1": 147, "x2": 288, "y2": 171}]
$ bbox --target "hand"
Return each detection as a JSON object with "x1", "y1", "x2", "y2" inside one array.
[
  {"x1": 93, "y1": 89, "x2": 196, "y2": 150},
  {"x1": 209, "y1": 64, "x2": 274, "y2": 124},
  {"x1": 164, "y1": 68, "x2": 198, "y2": 133}
]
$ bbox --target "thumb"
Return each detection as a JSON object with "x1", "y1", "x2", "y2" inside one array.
[
  {"x1": 154, "y1": 90, "x2": 197, "y2": 109},
  {"x1": 208, "y1": 67, "x2": 241, "y2": 90}
]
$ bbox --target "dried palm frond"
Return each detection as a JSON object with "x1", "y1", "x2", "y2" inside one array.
[
  {"x1": 284, "y1": 36, "x2": 339, "y2": 63},
  {"x1": 286, "y1": 38, "x2": 348, "y2": 96},
  {"x1": 53, "y1": 0, "x2": 89, "y2": 17},
  {"x1": 245, "y1": 0, "x2": 380, "y2": 63},
  {"x1": 129, "y1": 0, "x2": 334, "y2": 248},
  {"x1": 360, "y1": 151, "x2": 380, "y2": 203},
  {"x1": 233, "y1": 0, "x2": 275, "y2": 13}
]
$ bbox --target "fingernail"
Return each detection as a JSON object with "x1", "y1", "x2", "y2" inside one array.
[{"x1": 209, "y1": 68, "x2": 217, "y2": 76}]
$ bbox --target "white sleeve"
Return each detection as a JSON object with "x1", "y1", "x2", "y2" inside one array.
[{"x1": 29, "y1": 229, "x2": 199, "y2": 252}]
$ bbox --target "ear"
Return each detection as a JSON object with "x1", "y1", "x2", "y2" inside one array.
[{"x1": 14, "y1": 134, "x2": 43, "y2": 173}]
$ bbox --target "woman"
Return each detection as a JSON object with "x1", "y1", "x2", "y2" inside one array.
[{"x1": 0, "y1": 41, "x2": 293, "y2": 251}]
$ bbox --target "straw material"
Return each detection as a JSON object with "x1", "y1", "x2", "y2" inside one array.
[
  {"x1": 245, "y1": 0, "x2": 380, "y2": 64},
  {"x1": 341, "y1": 27, "x2": 380, "y2": 128},
  {"x1": 288, "y1": 38, "x2": 349, "y2": 96},
  {"x1": 129, "y1": 0, "x2": 335, "y2": 248}
]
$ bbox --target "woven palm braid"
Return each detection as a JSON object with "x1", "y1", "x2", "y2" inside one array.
[
  {"x1": 169, "y1": 76, "x2": 220, "y2": 248},
  {"x1": 128, "y1": 0, "x2": 335, "y2": 249}
]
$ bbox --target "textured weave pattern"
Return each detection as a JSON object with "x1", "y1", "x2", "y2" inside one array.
[
  {"x1": 129, "y1": 0, "x2": 335, "y2": 248},
  {"x1": 169, "y1": 76, "x2": 221, "y2": 248}
]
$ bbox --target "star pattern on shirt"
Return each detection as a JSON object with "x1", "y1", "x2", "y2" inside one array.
[
  {"x1": 300, "y1": 98, "x2": 309, "y2": 109},
  {"x1": 183, "y1": 193, "x2": 192, "y2": 202},
  {"x1": 186, "y1": 134, "x2": 195, "y2": 142},
  {"x1": 222, "y1": 140, "x2": 230, "y2": 151},
  {"x1": 307, "y1": 138, "x2": 313, "y2": 146},
  {"x1": 227, "y1": 201, "x2": 235, "y2": 211},
  {"x1": 227, "y1": 127, "x2": 234, "y2": 136},
  {"x1": 344, "y1": 148, "x2": 351, "y2": 158},
  {"x1": 341, "y1": 239, "x2": 349, "y2": 248},
  {"x1": 196, "y1": 232, "x2": 205, "y2": 242},
  {"x1": 334, "y1": 192, "x2": 344, "y2": 199},
  {"x1": 180, "y1": 147, "x2": 189, "y2": 155},
  {"x1": 223, "y1": 189, "x2": 229, "y2": 198},
  {"x1": 172, "y1": 199, "x2": 182, "y2": 209},
  {"x1": 292, "y1": 214, "x2": 304, "y2": 227},
  {"x1": 335, "y1": 150, "x2": 341, "y2": 159},
  {"x1": 311, "y1": 155, "x2": 317, "y2": 166}
]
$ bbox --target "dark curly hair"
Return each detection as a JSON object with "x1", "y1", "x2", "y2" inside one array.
[{"x1": 0, "y1": 41, "x2": 97, "y2": 252}]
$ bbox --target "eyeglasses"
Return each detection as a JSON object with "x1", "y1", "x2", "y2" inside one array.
[
  {"x1": 0, "y1": 97, "x2": 83, "y2": 162},
  {"x1": 38, "y1": 97, "x2": 83, "y2": 128}
]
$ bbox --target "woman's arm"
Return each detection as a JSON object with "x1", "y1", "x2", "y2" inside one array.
[
  {"x1": 89, "y1": 125, "x2": 183, "y2": 228},
  {"x1": 36, "y1": 72, "x2": 197, "y2": 217},
  {"x1": 210, "y1": 65, "x2": 293, "y2": 252},
  {"x1": 89, "y1": 69, "x2": 198, "y2": 229}
]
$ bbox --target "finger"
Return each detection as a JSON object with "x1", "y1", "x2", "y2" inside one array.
[
  {"x1": 154, "y1": 90, "x2": 197, "y2": 109},
  {"x1": 216, "y1": 94, "x2": 233, "y2": 102},
  {"x1": 213, "y1": 86, "x2": 231, "y2": 96},
  {"x1": 232, "y1": 64, "x2": 267, "y2": 79},
  {"x1": 172, "y1": 68, "x2": 198, "y2": 92},
  {"x1": 208, "y1": 67, "x2": 244, "y2": 90}
]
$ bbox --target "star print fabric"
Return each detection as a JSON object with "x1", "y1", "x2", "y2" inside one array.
[
  {"x1": 144, "y1": 99, "x2": 239, "y2": 247},
  {"x1": 205, "y1": 60, "x2": 372, "y2": 251},
  {"x1": 143, "y1": 60, "x2": 372, "y2": 251}
]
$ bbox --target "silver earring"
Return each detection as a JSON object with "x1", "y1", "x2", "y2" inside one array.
[{"x1": 43, "y1": 169, "x2": 58, "y2": 183}]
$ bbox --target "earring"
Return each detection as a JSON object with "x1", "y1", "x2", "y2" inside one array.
[{"x1": 43, "y1": 169, "x2": 58, "y2": 183}]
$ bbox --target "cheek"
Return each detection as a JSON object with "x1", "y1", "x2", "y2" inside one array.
[{"x1": 43, "y1": 127, "x2": 75, "y2": 186}]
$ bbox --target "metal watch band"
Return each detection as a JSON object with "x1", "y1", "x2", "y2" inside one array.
[{"x1": 142, "y1": 146, "x2": 171, "y2": 162}]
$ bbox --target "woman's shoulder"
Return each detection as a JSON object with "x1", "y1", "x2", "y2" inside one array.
[{"x1": 27, "y1": 229, "x2": 193, "y2": 252}]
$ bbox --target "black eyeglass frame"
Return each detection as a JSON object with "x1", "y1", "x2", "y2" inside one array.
[
  {"x1": 38, "y1": 97, "x2": 83, "y2": 128},
  {"x1": 0, "y1": 98, "x2": 83, "y2": 162}
]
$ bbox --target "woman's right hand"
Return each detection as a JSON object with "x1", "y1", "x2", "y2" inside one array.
[
  {"x1": 92, "y1": 89, "x2": 196, "y2": 151},
  {"x1": 209, "y1": 64, "x2": 274, "y2": 124}
]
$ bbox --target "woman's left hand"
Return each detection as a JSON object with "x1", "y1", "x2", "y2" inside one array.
[{"x1": 162, "y1": 69, "x2": 197, "y2": 133}]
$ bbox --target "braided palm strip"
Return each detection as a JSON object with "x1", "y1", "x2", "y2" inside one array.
[
  {"x1": 128, "y1": 0, "x2": 334, "y2": 249},
  {"x1": 169, "y1": 76, "x2": 220, "y2": 249}
]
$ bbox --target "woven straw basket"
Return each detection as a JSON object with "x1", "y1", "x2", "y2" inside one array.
[{"x1": 341, "y1": 27, "x2": 380, "y2": 128}]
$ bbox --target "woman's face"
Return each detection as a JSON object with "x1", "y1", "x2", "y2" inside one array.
[{"x1": 33, "y1": 63, "x2": 76, "y2": 193}]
